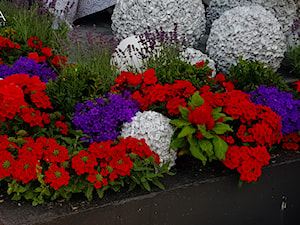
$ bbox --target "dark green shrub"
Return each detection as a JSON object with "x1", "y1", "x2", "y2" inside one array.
[{"x1": 229, "y1": 56, "x2": 289, "y2": 92}]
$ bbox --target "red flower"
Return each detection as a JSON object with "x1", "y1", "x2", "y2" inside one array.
[
  {"x1": 54, "y1": 121, "x2": 69, "y2": 135},
  {"x1": 215, "y1": 73, "x2": 226, "y2": 83},
  {"x1": 195, "y1": 60, "x2": 206, "y2": 68},
  {"x1": 166, "y1": 96, "x2": 187, "y2": 115},
  {"x1": 13, "y1": 154, "x2": 40, "y2": 183},
  {"x1": 0, "y1": 150, "x2": 15, "y2": 178},
  {"x1": 126, "y1": 72, "x2": 143, "y2": 87},
  {"x1": 223, "y1": 80, "x2": 235, "y2": 92},
  {"x1": 142, "y1": 68, "x2": 157, "y2": 85},
  {"x1": 41, "y1": 47, "x2": 53, "y2": 58},
  {"x1": 293, "y1": 80, "x2": 300, "y2": 92},
  {"x1": 27, "y1": 36, "x2": 42, "y2": 49},
  {"x1": 30, "y1": 91, "x2": 53, "y2": 109},
  {"x1": 44, "y1": 164, "x2": 70, "y2": 190},
  {"x1": 44, "y1": 142, "x2": 69, "y2": 163},
  {"x1": 188, "y1": 102, "x2": 215, "y2": 130},
  {"x1": 51, "y1": 56, "x2": 67, "y2": 67},
  {"x1": 71, "y1": 151, "x2": 98, "y2": 175}
]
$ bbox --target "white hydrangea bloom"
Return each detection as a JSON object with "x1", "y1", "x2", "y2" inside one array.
[
  {"x1": 121, "y1": 111, "x2": 177, "y2": 168},
  {"x1": 206, "y1": 5, "x2": 286, "y2": 74}
]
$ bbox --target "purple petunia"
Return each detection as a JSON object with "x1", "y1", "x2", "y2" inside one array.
[
  {"x1": 249, "y1": 85, "x2": 300, "y2": 135},
  {"x1": 72, "y1": 91, "x2": 140, "y2": 143},
  {"x1": 0, "y1": 56, "x2": 57, "y2": 82}
]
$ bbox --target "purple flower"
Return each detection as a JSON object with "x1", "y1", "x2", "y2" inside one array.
[
  {"x1": 72, "y1": 93, "x2": 140, "y2": 143},
  {"x1": 0, "y1": 57, "x2": 57, "y2": 83},
  {"x1": 249, "y1": 85, "x2": 300, "y2": 135}
]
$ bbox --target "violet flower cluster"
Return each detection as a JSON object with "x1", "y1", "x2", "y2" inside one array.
[
  {"x1": 249, "y1": 85, "x2": 300, "y2": 135},
  {"x1": 0, "y1": 57, "x2": 57, "y2": 83},
  {"x1": 72, "y1": 91, "x2": 140, "y2": 143}
]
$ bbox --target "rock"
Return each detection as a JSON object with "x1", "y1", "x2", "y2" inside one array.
[{"x1": 206, "y1": 5, "x2": 286, "y2": 74}]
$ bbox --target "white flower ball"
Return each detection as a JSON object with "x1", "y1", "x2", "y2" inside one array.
[
  {"x1": 206, "y1": 5, "x2": 286, "y2": 74},
  {"x1": 121, "y1": 111, "x2": 177, "y2": 168}
]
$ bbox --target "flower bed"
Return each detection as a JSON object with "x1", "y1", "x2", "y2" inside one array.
[{"x1": 0, "y1": 2, "x2": 299, "y2": 222}]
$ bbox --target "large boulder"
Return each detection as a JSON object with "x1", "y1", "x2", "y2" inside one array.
[{"x1": 206, "y1": 5, "x2": 286, "y2": 74}]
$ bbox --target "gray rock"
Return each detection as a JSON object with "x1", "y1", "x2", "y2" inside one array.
[{"x1": 206, "y1": 5, "x2": 286, "y2": 74}]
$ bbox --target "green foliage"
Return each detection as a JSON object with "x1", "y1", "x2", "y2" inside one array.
[
  {"x1": 287, "y1": 45, "x2": 300, "y2": 78},
  {"x1": 125, "y1": 154, "x2": 172, "y2": 192},
  {"x1": 229, "y1": 56, "x2": 289, "y2": 92},
  {"x1": 170, "y1": 92, "x2": 233, "y2": 165},
  {"x1": 147, "y1": 58, "x2": 214, "y2": 88},
  {"x1": 46, "y1": 61, "x2": 117, "y2": 121}
]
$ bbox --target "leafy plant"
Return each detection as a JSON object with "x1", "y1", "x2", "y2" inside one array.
[
  {"x1": 229, "y1": 56, "x2": 289, "y2": 92},
  {"x1": 45, "y1": 61, "x2": 117, "y2": 121},
  {"x1": 151, "y1": 59, "x2": 214, "y2": 87},
  {"x1": 170, "y1": 92, "x2": 233, "y2": 165}
]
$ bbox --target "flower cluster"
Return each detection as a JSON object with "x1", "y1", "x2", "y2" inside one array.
[
  {"x1": 0, "y1": 36, "x2": 21, "y2": 51},
  {"x1": 0, "y1": 135, "x2": 70, "y2": 190},
  {"x1": 111, "y1": 68, "x2": 196, "y2": 115},
  {"x1": 198, "y1": 83, "x2": 282, "y2": 182},
  {"x1": 121, "y1": 111, "x2": 177, "y2": 168},
  {"x1": 223, "y1": 145, "x2": 270, "y2": 183},
  {"x1": 26, "y1": 36, "x2": 66, "y2": 67},
  {"x1": 0, "y1": 74, "x2": 52, "y2": 124},
  {"x1": 249, "y1": 85, "x2": 300, "y2": 135},
  {"x1": 72, "y1": 91, "x2": 139, "y2": 143},
  {"x1": 281, "y1": 133, "x2": 300, "y2": 150},
  {"x1": 0, "y1": 56, "x2": 57, "y2": 82},
  {"x1": 71, "y1": 137, "x2": 160, "y2": 189}
]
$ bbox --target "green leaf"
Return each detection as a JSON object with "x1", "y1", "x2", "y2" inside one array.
[
  {"x1": 212, "y1": 122, "x2": 233, "y2": 134},
  {"x1": 128, "y1": 182, "x2": 137, "y2": 192},
  {"x1": 170, "y1": 138, "x2": 187, "y2": 148},
  {"x1": 179, "y1": 106, "x2": 189, "y2": 120},
  {"x1": 212, "y1": 136, "x2": 228, "y2": 160},
  {"x1": 198, "y1": 139, "x2": 214, "y2": 157},
  {"x1": 189, "y1": 91, "x2": 204, "y2": 109},
  {"x1": 11, "y1": 194, "x2": 21, "y2": 201},
  {"x1": 170, "y1": 119, "x2": 191, "y2": 128},
  {"x1": 151, "y1": 178, "x2": 165, "y2": 190},
  {"x1": 197, "y1": 125, "x2": 214, "y2": 139},
  {"x1": 142, "y1": 180, "x2": 151, "y2": 191},
  {"x1": 84, "y1": 184, "x2": 94, "y2": 201},
  {"x1": 60, "y1": 137, "x2": 74, "y2": 145},
  {"x1": 96, "y1": 186, "x2": 109, "y2": 198},
  {"x1": 188, "y1": 136, "x2": 207, "y2": 165},
  {"x1": 177, "y1": 126, "x2": 196, "y2": 138}
]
